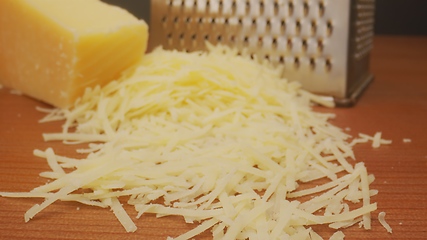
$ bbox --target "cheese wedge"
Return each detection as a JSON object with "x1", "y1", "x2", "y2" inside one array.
[{"x1": 0, "y1": 0, "x2": 148, "y2": 108}]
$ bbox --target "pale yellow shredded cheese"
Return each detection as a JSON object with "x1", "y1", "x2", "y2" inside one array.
[
  {"x1": 352, "y1": 132, "x2": 392, "y2": 148},
  {"x1": 329, "y1": 230, "x2": 345, "y2": 240},
  {"x1": 0, "y1": 45, "x2": 391, "y2": 239},
  {"x1": 378, "y1": 211, "x2": 392, "y2": 233}
]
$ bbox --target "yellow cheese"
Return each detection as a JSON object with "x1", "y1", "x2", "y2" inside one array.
[{"x1": 0, "y1": 0, "x2": 148, "y2": 108}]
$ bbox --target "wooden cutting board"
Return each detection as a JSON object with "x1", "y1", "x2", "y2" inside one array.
[{"x1": 1, "y1": 36, "x2": 426, "y2": 239}]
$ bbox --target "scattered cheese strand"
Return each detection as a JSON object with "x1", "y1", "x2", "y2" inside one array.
[
  {"x1": 378, "y1": 212, "x2": 393, "y2": 233},
  {"x1": 350, "y1": 132, "x2": 392, "y2": 148},
  {"x1": 0, "y1": 45, "x2": 391, "y2": 239}
]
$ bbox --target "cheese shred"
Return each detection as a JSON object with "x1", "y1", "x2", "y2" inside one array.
[
  {"x1": 0, "y1": 45, "x2": 390, "y2": 239},
  {"x1": 378, "y1": 212, "x2": 392, "y2": 233}
]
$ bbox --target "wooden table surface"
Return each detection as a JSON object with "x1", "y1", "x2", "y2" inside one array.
[{"x1": 1, "y1": 36, "x2": 426, "y2": 239}]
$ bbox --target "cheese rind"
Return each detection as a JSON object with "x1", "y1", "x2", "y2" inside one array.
[{"x1": 0, "y1": 0, "x2": 148, "y2": 108}]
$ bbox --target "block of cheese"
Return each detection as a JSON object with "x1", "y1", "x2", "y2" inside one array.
[{"x1": 0, "y1": 0, "x2": 148, "y2": 108}]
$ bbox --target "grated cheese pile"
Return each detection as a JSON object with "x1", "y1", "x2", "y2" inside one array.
[{"x1": 1, "y1": 45, "x2": 392, "y2": 239}]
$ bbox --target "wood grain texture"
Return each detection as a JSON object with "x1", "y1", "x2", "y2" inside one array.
[{"x1": 1, "y1": 36, "x2": 427, "y2": 239}]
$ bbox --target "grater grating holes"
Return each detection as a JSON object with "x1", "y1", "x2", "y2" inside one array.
[
  {"x1": 266, "y1": 19, "x2": 272, "y2": 31},
  {"x1": 295, "y1": 19, "x2": 302, "y2": 35},
  {"x1": 257, "y1": 37, "x2": 263, "y2": 48},
  {"x1": 238, "y1": 17, "x2": 243, "y2": 25},
  {"x1": 326, "y1": 20, "x2": 333, "y2": 37},
  {"x1": 288, "y1": 1, "x2": 295, "y2": 16},
  {"x1": 309, "y1": 57, "x2": 316, "y2": 70},
  {"x1": 280, "y1": 19, "x2": 286, "y2": 34},
  {"x1": 302, "y1": 38, "x2": 308, "y2": 53},
  {"x1": 272, "y1": 37, "x2": 278, "y2": 49},
  {"x1": 231, "y1": 1, "x2": 237, "y2": 13},
  {"x1": 325, "y1": 58, "x2": 332, "y2": 72},
  {"x1": 273, "y1": 1, "x2": 279, "y2": 15},
  {"x1": 318, "y1": 1, "x2": 325, "y2": 17},
  {"x1": 317, "y1": 38, "x2": 324, "y2": 53},
  {"x1": 354, "y1": 0, "x2": 375, "y2": 60},
  {"x1": 303, "y1": 1, "x2": 309, "y2": 17},
  {"x1": 294, "y1": 57, "x2": 300, "y2": 69},
  {"x1": 252, "y1": 18, "x2": 257, "y2": 26},
  {"x1": 156, "y1": 0, "x2": 341, "y2": 73},
  {"x1": 245, "y1": 0, "x2": 250, "y2": 11},
  {"x1": 311, "y1": 20, "x2": 317, "y2": 36},
  {"x1": 243, "y1": 36, "x2": 249, "y2": 46},
  {"x1": 258, "y1": 3, "x2": 266, "y2": 15},
  {"x1": 287, "y1": 38, "x2": 293, "y2": 51},
  {"x1": 217, "y1": 35, "x2": 223, "y2": 42}
]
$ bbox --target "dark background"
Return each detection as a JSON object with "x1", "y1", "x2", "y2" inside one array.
[
  {"x1": 375, "y1": 0, "x2": 427, "y2": 35},
  {"x1": 103, "y1": 0, "x2": 427, "y2": 35}
]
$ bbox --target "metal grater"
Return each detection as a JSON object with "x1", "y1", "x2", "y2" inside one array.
[{"x1": 104, "y1": 0, "x2": 376, "y2": 107}]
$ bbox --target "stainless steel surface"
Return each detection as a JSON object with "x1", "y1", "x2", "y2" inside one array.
[{"x1": 110, "y1": 0, "x2": 376, "y2": 106}]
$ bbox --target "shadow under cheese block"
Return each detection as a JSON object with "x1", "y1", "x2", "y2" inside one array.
[{"x1": 0, "y1": 0, "x2": 148, "y2": 108}]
